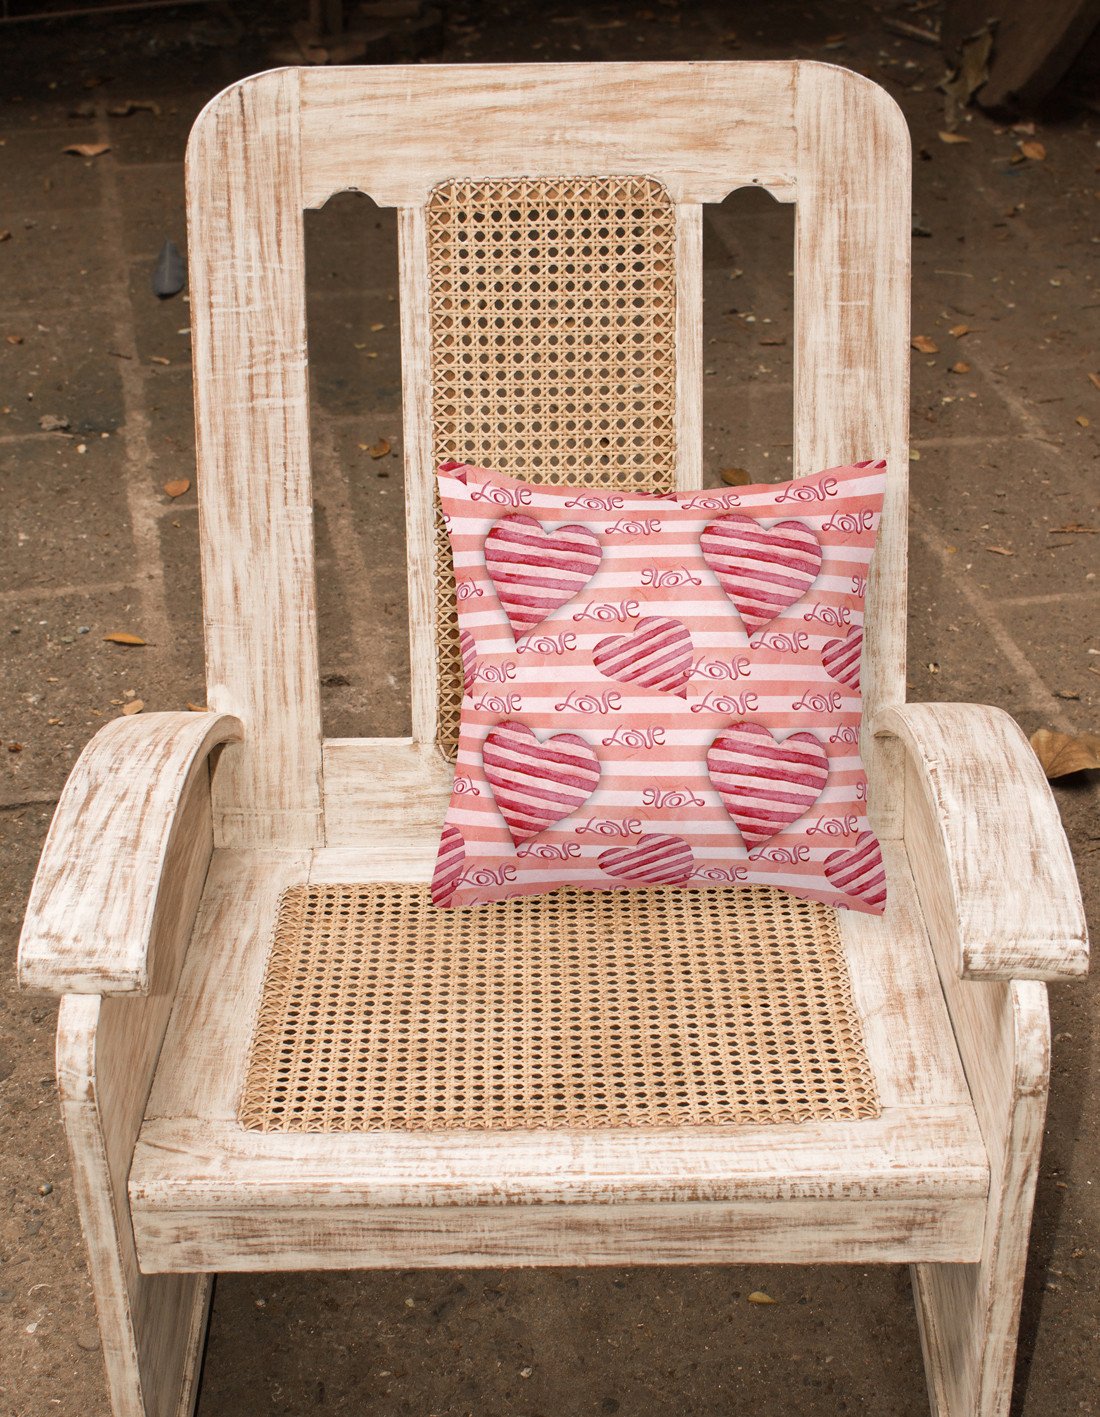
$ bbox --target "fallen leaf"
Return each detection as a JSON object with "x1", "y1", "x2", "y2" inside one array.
[
  {"x1": 911, "y1": 335, "x2": 938, "y2": 354},
  {"x1": 1019, "y1": 140, "x2": 1046, "y2": 161},
  {"x1": 1089, "y1": 372, "x2": 1100, "y2": 392},
  {"x1": 7, "y1": 741, "x2": 24, "y2": 752},
  {"x1": 1075, "y1": 415, "x2": 1090, "y2": 428},
  {"x1": 1029, "y1": 729, "x2": 1100, "y2": 779},
  {"x1": 368, "y1": 438, "x2": 391, "y2": 459},
  {"x1": 758, "y1": 335, "x2": 786, "y2": 346},
  {"x1": 0, "y1": 230, "x2": 11, "y2": 242},
  {"x1": 985, "y1": 545, "x2": 1014, "y2": 556},
  {"x1": 369, "y1": 322, "x2": 385, "y2": 332},
  {"x1": 748, "y1": 1291, "x2": 778, "y2": 1305},
  {"x1": 63, "y1": 142, "x2": 110, "y2": 158},
  {"x1": 949, "y1": 323, "x2": 970, "y2": 337},
  {"x1": 909, "y1": 448, "x2": 921, "y2": 461},
  {"x1": 106, "y1": 99, "x2": 161, "y2": 117},
  {"x1": 1048, "y1": 524, "x2": 1098, "y2": 534},
  {"x1": 938, "y1": 131, "x2": 971, "y2": 145},
  {"x1": 103, "y1": 632, "x2": 146, "y2": 646},
  {"x1": 163, "y1": 478, "x2": 190, "y2": 498},
  {"x1": 950, "y1": 361, "x2": 971, "y2": 374},
  {"x1": 121, "y1": 698, "x2": 144, "y2": 715},
  {"x1": 149, "y1": 355, "x2": 170, "y2": 365},
  {"x1": 6, "y1": 333, "x2": 23, "y2": 345},
  {"x1": 186, "y1": 702, "x2": 208, "y2": 712},
  {"x1": 38, "y1": 413, "x2": 70, "y2": 431},
  {"x1": 1012, "y1": 121, "x2": 1036, "y2": 136},
  {"x1": 1056, "y1": 690, "x2": 1080, "y2": 701},
  {"x1": 719, "y1": 466, "x2": 751, "y2": 487}
]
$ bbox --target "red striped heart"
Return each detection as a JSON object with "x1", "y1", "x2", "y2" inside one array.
[
  {"x1": 483, "y1": 721, "x2": 601, "y2": 844},
  {"x1": 598, "y1": 833, "x2": 695, "y2": 885},
  {"x1": 701, "y1": 515, "x2": 822, "y2": 634},
  {"x1": 593, "y1": 616, "x2": 692, "y2": 697},
  {"x1": 459, "y1": 629, "x2": 478, "y2": 694},
  {"x1": 824, "y1": 832, "x2": 887, "y2": 910},
  {"x1": 431, "y1": 823, "x2": 466, "y2": 907},
  {"x1": 707, "y1": 722, "x2": 829, "y2": 851},
  {"x1": 485, "y1": 514, "x2": 602, "y2": 637},
  {"x1": 821, "y1": 626, "x2": 863, "y2": 693}
]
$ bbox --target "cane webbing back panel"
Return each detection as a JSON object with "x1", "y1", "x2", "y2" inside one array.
[
  {"x1": 426, "y1": 176, "x2": 678, "y2": 759},
  {"x1": 239, "y1": 882, "x2": 880, "y2": 1134}
]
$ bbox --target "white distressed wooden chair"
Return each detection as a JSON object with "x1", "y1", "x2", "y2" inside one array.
[{"x1": 18, "y1": 63, "x2": 1088, "y2": 1417}]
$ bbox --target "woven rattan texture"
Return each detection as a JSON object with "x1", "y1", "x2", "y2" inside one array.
[
  {"x1": 240, "y1": 883, "x2": 880, "y2": 1133},
  {"x1": 426, "y1": 177, "x2": 678, "y2": 758}
]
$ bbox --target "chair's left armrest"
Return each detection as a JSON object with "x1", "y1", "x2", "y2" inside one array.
[
  {"x1": 18, "y1": 711, "x2": 242, "y2": 996},
  {"x1": 876, "y1": 702, "x2": 1088, "y2": 982}
]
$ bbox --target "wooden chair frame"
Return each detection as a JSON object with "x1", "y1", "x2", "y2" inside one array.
[{"x1": 18, "y1": 63, "x2": 1087, "y2": 1417}]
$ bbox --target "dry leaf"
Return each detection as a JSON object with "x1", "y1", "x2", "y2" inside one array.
[
  {"x1": 38, "y1": 413, "x2": 70, "y2": 431},
  {"x1": 1048, "y1": 524, "x2": 1098, "y2": 535},
  {"x1": 163, "y1": 478, "x2": 190, "y2": 498},
  {"x1": 368, "y1": 438, "x2": 391, "y2": 459},
  {"x1": 121, "y1": 698, "x2": 144, "y2": 715},
  {"x1": 950, "y1": 361, "x2": 971, "y2": 374},
  {"x1": 1019, "y1": 140, "x2": 1046, "y2": 161},
  {"x1": 1088, "y1": 372, "x2": 1100, "y2": 392},
  {"x1": 103, "y1": 632, "x2": 146, "y2": 646},
  {"x1": 186, "y1": 702, "x2": 208, "y2": 712},
  {"x1": 938, "y1": 131, "x2": 971, "y2": 145},
  {"x1": 758, "y1": 335, "x2": 786, "y2": 346},
  {"x1": 6, "y1": 333, "x2": 23, "y2": 345},
  {"x1": 0, "y1": 230, "x2": 11, "y2": 243},
  {"x1": 1075, "y1": 415, "x2": 1090, "y2": 428},
  {"x1": 748, "y1": 1291, "x2": 778, "y2": 1305},
  {"x1": 985, "y1": 545, "x2": 1014, "y2": 556},
  {"x1": 909, "y1": 448, "x2": 921, "y2": 461},
  {"x1": 911, "y1": 335, "x2": 938, "y2": 354},
  {"x1": 63, "y1": 142, "x2": 110, "y2": 158},
  {"x1": 1029, "y1": 729, "x2": 1100, "y2": 779},
  {"x1": 949, "y1": 323, "x2": 970, "y2": 338},
  {"x1": 7, "y1": 741, "x2": 24, "y2": 752},
  {"x1": 719, "y1": 466, "x2": 751, "y2": 487},
  {"x1": 149, "y1": 355, "x2": 170, "y2": 365},
  {"x1": 369, "y1": 322, "x2": 385, "y2": 332}
]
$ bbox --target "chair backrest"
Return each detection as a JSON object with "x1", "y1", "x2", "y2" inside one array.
[{"x1": 187, "y1": 62, "x2": 911, "y2": 855}]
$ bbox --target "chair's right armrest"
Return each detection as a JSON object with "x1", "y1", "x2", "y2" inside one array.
[{"x1": 18, "y1": 711, "x2": 242, "y2": 996}]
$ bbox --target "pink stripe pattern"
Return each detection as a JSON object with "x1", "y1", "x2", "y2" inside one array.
[
  {"x1": 821, "y1": 626, "x2": 863, "y2": 693},
  {"x1": 593, "y1": 615, "x2": 692, "y2": 697},
  {"x1": 459, "y1": 628, "x2": 478, "y2": 694},
  {"x1": 483, "y1": 721, "x2": 601, "y2": 844},
  {"x1": 484, "y1": 514, "x2": 602, "y2": 636},
  {"x1": 598, "y1": 832, "x2": 695, "y2": 885},
  {"x1": 707, "y1": 722, "x2": 829, "y2": 851},
  {"x1": 431, "y1": 824, "x2": 466, "y2": 907},
  {"x1": 825, "y1": 832, "x2": 888, "y2": 908},
  {"x1": 701, "y1": 514, "x2": 822, "y2": 634}
]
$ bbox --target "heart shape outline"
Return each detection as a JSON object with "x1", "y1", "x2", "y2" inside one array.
[
  {"x1": 821, "y1": 625, "x2": 863, "y2": 693},
  {"x1": 707, "y1": 721, "x2": 829, "y2": 851},
  {"x1": 593, "y1": 615, "x2": 693, "y2": 697},
  {"x1": 431, "y1": 823, "x2": 466, "y2": 907},
  {"x1": 701, "y1": 514, "x2": 822, "y2": 634},
  {"x1": 485, "y1": 514, "x2": 602, "y2": 637},
  {"x1": 483, "y1": 721, "x2": 601, "y2": 844},
  {"x1": 824, "y1": 831, "x2": 887, "y2": 909}
]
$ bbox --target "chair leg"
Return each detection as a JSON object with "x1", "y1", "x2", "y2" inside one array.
[
  {"x1": 58, "y1": 995, "x2": 212, "y2": 1417},
  {"x1": 910, "y1": 980, "x2": 1050, "y2": 1417}
]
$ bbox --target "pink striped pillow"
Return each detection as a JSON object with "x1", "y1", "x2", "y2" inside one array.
[{"x1": 432, "y1": 458, "x2": 888, "y2": 915}]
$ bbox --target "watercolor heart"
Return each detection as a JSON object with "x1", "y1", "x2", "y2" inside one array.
[
  {"x1": 707, "y1": 721, "x2": 829, "y2": 851},
  {"x1": 593, "y1": 615, "x2": 692, "y2": 697},
  {"x1": 598, "y1": 832, "x2": 695, "y2": 885},
  {"x1": 431, "y1": 823, "x2": 466, "y2": 907},
  {"x1": 824, "y1": 831, "x2": 887, "y2": 910},
  {"x1": 484, "y1": 514, "x2": 602, "y2": 637},
  {"x1": 459, "y1": 628, "x2": 478, "y2": 695},
  {"x1": 821, "y1": 625, "x2": 863, "y2": 693},
  {"x1": 483, "y1": 721, "x2": 601, "y2": 844},
  {"x1": 700, "y1": 514, "x2": 822, "y2": 634}
]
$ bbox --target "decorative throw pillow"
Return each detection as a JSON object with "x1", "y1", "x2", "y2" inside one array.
[{"x1": 432, "y1": 457, "x2": 888, "y2": 914}]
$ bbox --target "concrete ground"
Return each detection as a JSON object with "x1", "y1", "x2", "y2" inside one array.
[{"x1": 1, "y1": 1, "x2": 1097, "y2": 1414}]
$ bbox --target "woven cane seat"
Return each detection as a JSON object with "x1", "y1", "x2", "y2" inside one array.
[{"x1": 239, "y1": 882, "x2": 879, "y2": 1134}]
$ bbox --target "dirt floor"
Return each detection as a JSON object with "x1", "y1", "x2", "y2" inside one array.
[{"x1": 1, "y1": 1, "x2": 1097, "y2": 1414}]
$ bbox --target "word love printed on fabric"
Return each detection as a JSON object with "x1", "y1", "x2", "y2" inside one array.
[{"x1": 432, "y1": 458, "x2": 889, "y2": 915}]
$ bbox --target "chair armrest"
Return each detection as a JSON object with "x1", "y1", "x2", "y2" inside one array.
[
  {"x1": 876, "y1": 702, "x2": 1088, "y2": 982},
  {"x1": 18, "y1": 711, "x2": 242, "y2": 996}
]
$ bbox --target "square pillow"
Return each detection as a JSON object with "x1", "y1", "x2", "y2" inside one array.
[{"x1": 432, "y1": 457, "x2": 888, "y2": 914}]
